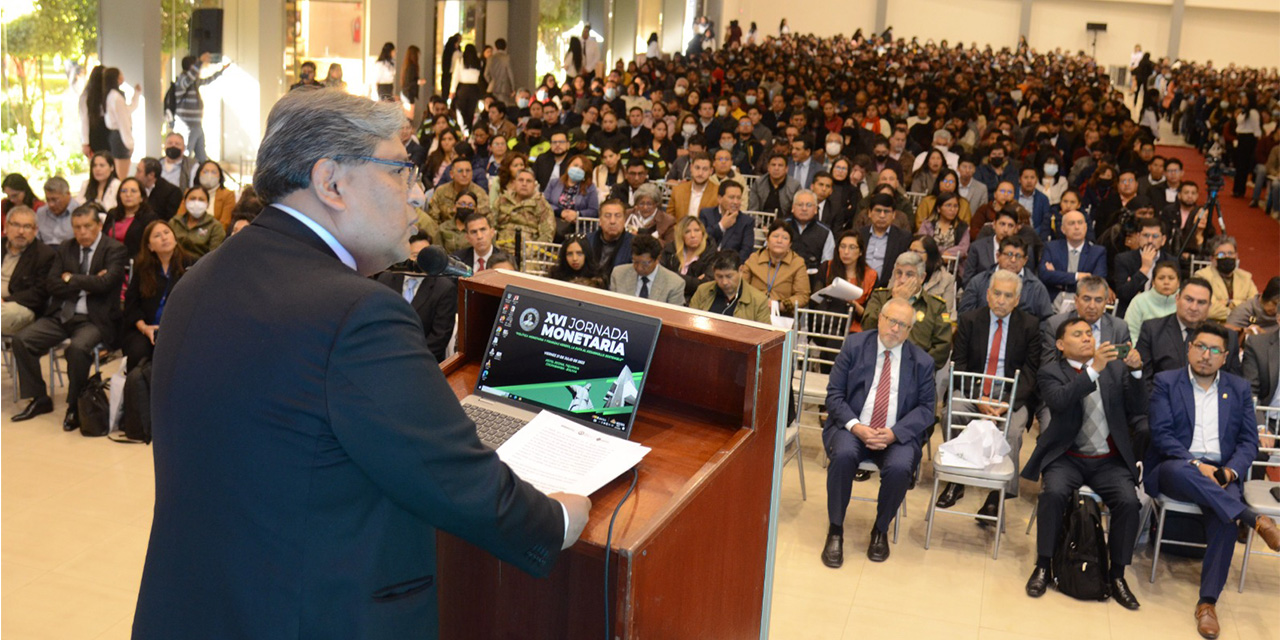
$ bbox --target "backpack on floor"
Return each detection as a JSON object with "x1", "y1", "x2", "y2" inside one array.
[
  {"x1": 1052, "y1": 492, "x2": 1111, "y2": 601},
  {"x1": 77, "y1": 373, "x2": 112, "y2": 437},
  {"x1": 121, "y1": 359, "x2": 153, "y2": 444}
]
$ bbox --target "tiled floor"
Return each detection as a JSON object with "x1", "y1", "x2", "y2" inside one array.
[{"x1": 2, "y1": 357, "x2": 1277, "y2": 639}]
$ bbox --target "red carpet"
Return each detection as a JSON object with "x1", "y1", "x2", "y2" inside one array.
[{"x1": 1158, "y1": 146, "x2": 1280, "y2": 286}]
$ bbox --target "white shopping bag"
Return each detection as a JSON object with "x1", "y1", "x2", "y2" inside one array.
[
  {"x1": 107, "y1": 358, "x2": 128, "y2": 432},
  {"x1": 937, "y1": 419, "x2": 1011, "y2": 469}
]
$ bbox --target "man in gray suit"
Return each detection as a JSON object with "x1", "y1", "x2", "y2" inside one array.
[
  {"x1": 1243, "y1": 311, "x2": 1279, "y2": 407},
  {"x1": 608, "y1": 234, "x2": 685, "y2": 306}
]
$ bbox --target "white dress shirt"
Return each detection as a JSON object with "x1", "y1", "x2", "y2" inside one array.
[
  {"x1": 848, "y1": 338, "x2": 904, "y2": 430},
  {"x1": 73, "y1": 235, "x2": 103, "y2": 315},
  {"x1": 1188, "y1": 368, "x2": 1222, "y2": 463},
  {"x1": 275, "y1": 204, "x2": 357, "y2": 270},
  {"x1": 471, "y1": 246, "x2": 494, "y2": 273}
]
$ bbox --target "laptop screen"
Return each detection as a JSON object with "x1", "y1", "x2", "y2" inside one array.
[{"x1": 473, "y1": 285, "x2": 662, "y2": 439}]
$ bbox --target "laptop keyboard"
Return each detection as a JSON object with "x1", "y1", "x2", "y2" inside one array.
[{"x1": 463, "y1": 403, "x2": 527, "y2": 447}]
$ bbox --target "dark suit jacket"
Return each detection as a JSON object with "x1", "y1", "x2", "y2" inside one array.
[
  {"x1": 148, "y1": 177, "x2": 184, "y2": 220},
  {"x1": 533, "y1": 153, "x2": 572, "y2": 190},
  {"x1": 609, "y1": 182, "x2": 641, "y2": 205},
  {"x1": 1110, "y1": 247, "x2": 1176, "y2": 315},
  {"x1": 44, "y1": 234, "x2": 128, "y2": 346},
  {"x1": 1040, "y1": 311, "x2": 1131, "y2": 363},
  {"x1": 1, "y1": 238, "x2": 55, "y2": 313},
  {"x1": 858, "y1": 225, "x2": 912, "y2": 288},
  {"x1": 822, "y1": 330, "x2": 937, "y2": 448},
  {"x1": 1021, "y1": 359, "x2": 1147, "y2": 482},
  {"x1": 375, "y1": 271, "x2": 457, "y2": 363},
  {"x1": 699, "y1": 206, "x2": 755, "y2": 261},
  {"x1": 1136, "y1": 314, "x2": 1240, "y2": 393},
  {"x1": 1243, "y1": 330, "x2": 1279, "y2": 403},
  {"x1": 101, "y1": 207, "x2": 159, "y2": 258},
  {"x1": 1037, "y1": 240, "x2": 1108, "y2": 299},
  {"x1": 1145, "y1": 369, "x2": 1257, "y2": 498},
  {"x1": 964, "y1": 236, "x2": 998, "y2": 286},
  {"x1": 133, "y1": 207, "x2": 563, "y2": 639},
  {"x1": 953, "y1": 307, "x2": 1041, "y2": 411}
]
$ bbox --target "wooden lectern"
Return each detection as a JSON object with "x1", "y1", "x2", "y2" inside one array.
[{"x1": 437, "y1": 270, "x2": 791, "y2": 639}]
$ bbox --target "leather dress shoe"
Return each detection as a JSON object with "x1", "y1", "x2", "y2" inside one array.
[
  {"x1": 853, "y1": 469, "x2": 872, "y2": 482},
  {"x1": 1025, "y1": 566, "x2": 1050, "y2": 598},
  {"x1": 1195, "y1": 602, "x2": 1220, "y2": 639},
  {"x1": 1255, "y1": 516, "x2": 1280, "y2": 552},
  {"x1": 62, "y1": 406, "x2": 80, "y2": 432},
  {"x1": 821, "y1": 533, "x2": 843, "y2": 568},
  {"x1": 12, "y1": 396, "x2": 53, "y2": 422},
  {"x1": 935, "y1": 483, "x2": 965, "y2": 509},
  {"x1": 976, "y1": 491, "x2": 1000, "y2": 527},
  {"x1": 1111, "y1": 576, "x2": 1140, "y2": 610},
  {"x1": 866, "y1": 528, "x2": 890, "y2": 562}
]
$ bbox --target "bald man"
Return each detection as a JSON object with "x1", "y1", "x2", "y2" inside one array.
[{"x1": 1038, "y1": 209, "x2": 1108, "y2": 303}]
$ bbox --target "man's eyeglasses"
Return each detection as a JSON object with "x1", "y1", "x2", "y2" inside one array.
[
  {"x1": 883, "y1": 316, "x2": 912, "y2": 331},
  {"x1": 1190, "y1": 342, "x2": 1226, "y2": 356},
  {"x1": 334, "y1": 155, "x2": 418, "y2": 188}
]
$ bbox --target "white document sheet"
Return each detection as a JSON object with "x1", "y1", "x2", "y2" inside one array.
[
  {"x1": 497, "y1": 411, "x2": 649, "y2": 496},
  {"x1": 811, "y1": 277, "x2": 864, "y2": 303}
]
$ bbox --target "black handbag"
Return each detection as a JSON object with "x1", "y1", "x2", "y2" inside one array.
[{"x1": 77, "y1": 372, "x2": 112, "y2": 437}]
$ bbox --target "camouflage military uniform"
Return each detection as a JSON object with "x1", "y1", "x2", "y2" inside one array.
[
  {"x1": 426, "y1": 181, "x2": 492, "y2": 227},
  {"x1": 861, "y1": 288, "x2": 954, "y2": 370},
  {"x1": 493, "y1": 190, "x2": 556, "y2": 255}
]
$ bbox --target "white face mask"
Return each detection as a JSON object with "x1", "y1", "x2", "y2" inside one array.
[
  {"x1": 682, "y1": 123, "x2": 697, "y2": 136},
  {"x1": 199, "y1": 174, "x2": 219, "y2": 190},
  {"x1": 825, "y1": 142, "x2": 843, "y2": 157},
  {"x1": 186, "y1": 200, "x2": 208, "y2": 216}
]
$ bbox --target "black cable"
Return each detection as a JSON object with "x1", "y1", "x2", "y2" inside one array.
[{"x1": 603, "y1": 467, "x2": 639, "y2": 640}]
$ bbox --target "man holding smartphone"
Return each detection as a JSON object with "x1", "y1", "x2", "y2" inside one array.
[{"x1": 1146, "y1": 323, "x2": 1280, "y2": 639}]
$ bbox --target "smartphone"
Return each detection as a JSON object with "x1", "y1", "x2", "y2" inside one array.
[{"x1": 1113, "y1": 344, "x2": 1131, "y2": 359}]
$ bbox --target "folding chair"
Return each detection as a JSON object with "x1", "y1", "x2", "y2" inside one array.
[
  {"x1": 574, "y1": 217, "x2": 600, "y2": 237},
  {"x1": 519, "y1": 241, "x2": 561, "y2": 277},
  {"x1": 1238, "y1": 405, "x2": 1280, "y2": 592},
  {"x1": 47, "y1": 339, "x2": 104, "y2": 398},
  {"x1": 741, "y1": 174, "x2": 760, "y2": 192},
  {"x1": 744, "y1": 210, "x2": 775, "y2": 251},
  {"x1": 1148, "y1": 495, "x2": 1206, "y2": 583},
  {"x1": 904, "y1": 191, "x2": 927, "y2": 211},
  {"x1": 787, "y1": 308, "x2": 852, "y2": 501},
  {"x1": 942, "y1": 254, "x2": 960, "y2": 276},
  {"x1": 656, "y1": 180, "x2": 673, "y2": 210},
  {"x1": 1189, "y1": 257, "x2": 1212, "y2": 274},
  {"x1": 924, "y1": 363, "x2": 1021, "y2": 559}
]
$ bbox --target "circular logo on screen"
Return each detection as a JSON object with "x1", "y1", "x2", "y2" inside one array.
[{"x1": 519, "y1": 308, "x2": 540, "y2": 332}]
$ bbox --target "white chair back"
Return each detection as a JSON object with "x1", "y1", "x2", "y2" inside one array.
[
  {"x1": 905, "y1": 191, "x2": 927, "y2": 211},
  {"x1": 520, "y1": 241, "x2": 561, "y2": 276},
  {"x1": 574, "y1": 216, "x2": 600, "y2": 236},
  {"x1": 944, "y1": 363, "x2": 1022, "y2": 439}
]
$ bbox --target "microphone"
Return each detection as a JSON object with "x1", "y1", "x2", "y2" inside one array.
[{"x1": 416, "y1": 245, "x2": 473, "y2": 278}]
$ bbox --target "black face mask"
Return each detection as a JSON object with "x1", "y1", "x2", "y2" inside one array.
[
  {"x1": 164, "y1": 147, "x2": 182, "y2": 160},
  {"x1": 1216, "y1": 258, "x2": 1236, "y2": 274},
  {"x1": 455, "y1": 206, "x2": 476, "y2": 221},
  {"x1": 874, "y1": 153, "x2": 889, "y2": 162}
]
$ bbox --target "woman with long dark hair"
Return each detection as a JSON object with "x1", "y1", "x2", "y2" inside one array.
[
  {"x1": 547, "y1": 235, "x2": 604, "y2": 288},
  {"x1": 373, "y1": 42, "x2": 396, "y2": 101},
  {"x1": 440, "y1": 34, "x2": 462, "y2": 96},
  {"x1": 81, "y1": 152, "x2": 121, "y2": 211},
  {"x1": 2, "y1": 174, "x2": 42, "y2": 217},
  {"x1": 425, "y1": 128, "x2": 460, "y2": 188},
  {"x1": 401, "y1": 45, "x2": 426, "y2": 108},
  {"x1": 564, "y1": 37, "x2": 584, "y2": 79},
  {"x1": 102, "y1": 177, "x2": 159, "y2": 257},
  {"x1": 121, "y1": 220, "x2": 192, "y2": 368},
  {"x1": 102, "y1": 67, "x2": 141, "y2": 178},
  {"x1": 451, "y1": 44, "x2": 484, "y2": 133},
  {"x1": 79, "y1": 65, "x2": 109, "y2": 156},
  {"x1": 818, "y1": 230, "x2": 877, "y2": 331}
]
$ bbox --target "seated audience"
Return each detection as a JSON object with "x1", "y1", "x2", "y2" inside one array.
[
  {"x1": 1225, "y1": 276, "x2": 1279, "y2": 335},
  {"x1": 120, "y1": 220, "x2": 192, "y2": 367},
  {"x1": 1, "y1": 206, "x2": 56, "y2": 334},
  {"x1": 699, "y1": 180, "x2": 755, "y2": 261},
  {"x1": 609, "y1": 159, "x2": 650, "y2": 207},
  {"x1": 101, "y1": 177, "x2": 159, "y2": 257},
  {"x1": 493, "y1": 168, "x2": 554, "y2": 255},
  {"x1": 858, "y1": 193, "x2": 912, "y2": 289},
  {"x1": 960, "y1": 236, "x2": 1055, "y2": 320},
  {"x1": 910, "y1": 235, "x2": 957, "y2": 319},
  {"x1": 451, "y1": 212, "x2": 498, "y2": 273},
  {"x1": 935, "y1": 270, "x2": 1041, "y2": 514},
  {"x1": 624, "y1": 183, "x2": 675, "y2": 244},
  {"x1": 785, "y1": 189, "x2": 834, "y2": 292},
  {"x1": 137, "y1": 157, "x2": 183, "y2": 220},
  {"x1": 608, "y1": 234, "x2": 684, "y2": 306},
  {"x1": 490, "y1": 152, "x2": 528, "y2": 203},
  {"x1": 668, "y1": 152, "x2": 718, "y2": 220},
  {"x1": 964, "y1": 207, "x2": 1018, "y2": 285},
  {"x1": 169, "y1": 186, "x2": 226, "y2": 259},
  {"x1": 543, "y1": 154, "x2": 600, "y2": 237},
  {"x1": 1125, "y1": 261, "x2": 1181, "y2": 340},
  {"x1": 1192, "y1": 236, "x2": 1256, "y2": 323},
  {"x1": 189, "y1": 160, "x2": 237, "y2": 230},
  {"x1": 748, "y1": 152, "x2": 800, "y2": 214},
  {"x1": 1038, "y1": 209, "x2": 1107, "y2": 302},
  {"x1": 2, "y1": 173, "x2": 43, "y2": 215},
  {"x1": 1014, "y1": 166, "x2": 1052, "y2": 236},
  {"x1": 1111, "y1": 216, "x2": 1176, "y2": 316},
  {"x1": 689, "y1": 250, "x2": 770, "y2": 323},
  {"x1": 742, "y1": 220, "x2": 810, "y2": 315},
  {"x1": 1145, "y1": 323, "x2": 1280, "y2": 639},
  {"x1": 917, "y1": 191, "x2": 971, "y2": 269},
  {"x1": 1022, "y1": 318, "x2": 1146, "y2": 610},
  {"x1": 428, "y1": 156, "x2": 492, "y2": 226},
  {"x1": 375, "y1": 231, "x2": 456, "y2": 362},
  {"x1": 586, "y1": 199, "x2": 634, "y2": 276},
  {"x1": 35, "y1": 177, "x2": 80, "y2": 247},
  {"x1": 969, "y1": 181, "x2": 1026, "y2": 242},
  {"x1": 1243, "y1": 305, "x2": 1279, "y2": 405},
  {"x1": 228, "y1": 210, "x2": 256, "y2": 236},
  {"x1": 1137, "y1": 277, "x2": 1241, "y2": 391},
  {"x1": 862, "y1": 251, "x2": 953, "y2": 370},
  {"x1": 660, "y1": 216, "x2": 717, "y2": 302},
  {"x1": 10, "y1": 204, "x2": 127, "y2": 430},
  {"x1": 816, "y1": 231, "x2": 877, "y2": 331},
  {"x1": 81, "y1": 152, "x2": 121, "y2": 211},
  {"x1": 547, "y1": 235, "x2": 605, "y2": 288},
  {"x1": 822, "y1": 298, "x2": 936, "y2": 567}
]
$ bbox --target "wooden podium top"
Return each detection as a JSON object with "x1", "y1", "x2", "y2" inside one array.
[{"x1": 441, "y1": 270, "x2": 788, "y2": 554}]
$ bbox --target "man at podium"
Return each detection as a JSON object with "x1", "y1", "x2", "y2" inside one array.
[{"x1": 132, "y1": 89, "x2": 589, "y2": 639}]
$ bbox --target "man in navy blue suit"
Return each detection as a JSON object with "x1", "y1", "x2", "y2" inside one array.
[
  {"x1": 1146, "y1": 323, "x2": 1280, "y2": 639},
  {"x1": 822, "y1": 298, "x2": 936, "y2": 567},
  {"x1": 1038, "y1": 209, "x2": 1107, "y2": 301},
  {"x1": 700, "y1": 180, "x2": 756, "y2": 261},
  {"x1": 1015, "y1": 166, "x2": 1052, "y2": 237},
  {"x1": 134, "y1": 89, "x2": 590, "y2": 639}
]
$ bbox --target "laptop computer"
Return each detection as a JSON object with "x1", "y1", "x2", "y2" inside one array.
[{"x1": 461, "y1": 285, "x2": 663, "y2": 448}]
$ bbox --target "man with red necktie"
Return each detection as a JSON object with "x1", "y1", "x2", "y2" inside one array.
[{"x1": 822, "y1": 297, "x2": 937, "y2": 567}]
